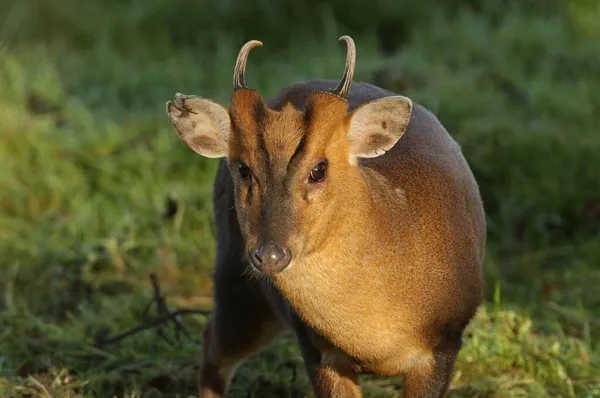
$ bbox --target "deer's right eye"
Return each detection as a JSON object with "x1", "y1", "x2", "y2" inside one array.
[{"x1": 239, "y1": 162, "x2": 252, "y2": 181}]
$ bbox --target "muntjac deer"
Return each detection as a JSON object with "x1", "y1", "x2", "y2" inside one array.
[{"x1": 166, "y1": 36, "x2": 485, "y2": 398}]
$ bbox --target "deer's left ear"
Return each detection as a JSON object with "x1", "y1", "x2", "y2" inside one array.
[
  {"x1": 166, "y1": 93, "x2": 231, "y2": 158},
  {"x1": 344, "y1": 96, "x2": 412, "y2": 161}
]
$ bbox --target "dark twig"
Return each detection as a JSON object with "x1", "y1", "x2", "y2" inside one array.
[
  {"x1": 92, "y1": 273, "x2": 210, "y2": 348},
  {"x1": 143, "y1": 272, "x2": 192, "y2": 342},
  {"x1": 94, "y1": 308, "x2": 210, "y2": 349},
  {"x1": 150, "y1": 273, "x2": 167, "y2": 313}
]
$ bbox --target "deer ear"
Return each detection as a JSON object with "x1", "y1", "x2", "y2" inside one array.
[
  {"x1": 166, "y1": 93, "x2": 231, "y2": 158},
  {"x1": 345, "y1": 96, "x2": 412, "y2": 161}
]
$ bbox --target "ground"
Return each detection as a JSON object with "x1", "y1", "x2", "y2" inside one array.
[{"x1": 0, "y1": 0, "x2": 599, "y2": 397}]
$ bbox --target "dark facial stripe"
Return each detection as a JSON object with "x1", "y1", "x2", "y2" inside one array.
[
  {"x1": 286, "y1": 134, "x2": 307, "y2": 181},
  {"x1": 283, "y1": 101, "x2": 313, "y2": 182},
  {"x1": 252, "y1": 100, "x2": 272, "y2": 181},
  {"x1": 256, "y1": 132, "x2": 268, "y2": 167},
  {"x1": 253, "y1": 99, "x2": 267, "y2": 130},
  {"x1": 303, "y1": 100, "x2": 313, "y2": 129}
]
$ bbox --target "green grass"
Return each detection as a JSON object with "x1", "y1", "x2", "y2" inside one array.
[{"x1": 1, "y1": 0, "x2": 599, "y2": 396}]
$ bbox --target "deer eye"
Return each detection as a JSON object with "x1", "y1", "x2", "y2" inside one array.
[
  {"x1": 239, "y1": 162, "x2": 251, "y2": 181},
  {"x1": 309, "y1": 161, "x2": 327, "y2": 183}
]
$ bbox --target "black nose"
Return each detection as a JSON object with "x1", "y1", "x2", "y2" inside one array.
[{"x1": 251, "y1": 244, "x2": 292, "y2": 274}]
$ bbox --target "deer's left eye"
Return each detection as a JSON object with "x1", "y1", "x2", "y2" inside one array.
[
  {"x1": 309, "y1": 161, "x2": 327, "y2": 183},
  {"x1": 239, "y1": 162, "x2": 252, "y2": 181}
]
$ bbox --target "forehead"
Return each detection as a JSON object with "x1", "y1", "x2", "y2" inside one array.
[
  {"x1": 228, "y1": 89, "x2": 348, "y2": 168},
  {"x1": 261, "y1": 103, "x2": 306, "y2": 163}
]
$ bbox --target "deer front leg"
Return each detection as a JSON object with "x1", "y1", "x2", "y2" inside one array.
[
  {"x1": 295, "y1": 325, "x2": 362, "y2": 398},
  {"x1": 402, "y1": 338, "x2": 462, "y2": 398},
  {"x1": 306, "y1": 363, "x2": 362, "y2": 398},
  {"x1": 198, "y1": 281, "x2": 284, "y2": 398}
]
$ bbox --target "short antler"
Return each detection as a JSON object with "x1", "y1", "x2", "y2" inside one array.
[
  {"x1": 233, "y1": 40, "x2": 263, "y2": 91},
  {"x1": 330, "y1": 35, "x2": 356, "y2": 98}
]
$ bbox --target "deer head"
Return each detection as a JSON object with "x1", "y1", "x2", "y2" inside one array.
[{"x1": 166, "y1": 36, "x2": 413, "y2": 275}]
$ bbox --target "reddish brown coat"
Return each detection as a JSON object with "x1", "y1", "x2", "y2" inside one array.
[{"x1": 167, "y1": 38, "x2": 485, "y2": 398}]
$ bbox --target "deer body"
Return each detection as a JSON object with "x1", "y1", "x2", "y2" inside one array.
[{"x1": 167, "y1": 38, "x2": 485, "y2": 398}]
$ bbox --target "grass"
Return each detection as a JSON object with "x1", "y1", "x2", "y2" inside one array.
[{"x1": 1, "y1": 0, "x2": 599, "y2": 396}]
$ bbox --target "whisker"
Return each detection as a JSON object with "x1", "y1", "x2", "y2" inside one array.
[{"x1": 240, "y1": 252, "x2": 267, "y2": 281}]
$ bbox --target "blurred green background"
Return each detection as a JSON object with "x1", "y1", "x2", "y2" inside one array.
[{"x1": 0, "y1": 0, "x2": 599, "y2": 396}]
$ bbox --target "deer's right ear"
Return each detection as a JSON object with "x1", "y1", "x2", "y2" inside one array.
[{"x1": 166, "y1": 93, "x2": 231, "y2": 158}]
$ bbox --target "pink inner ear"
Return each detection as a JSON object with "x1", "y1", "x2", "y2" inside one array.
[{"x1": 366, "y1": 132, "x2": 394, "y2": 148}]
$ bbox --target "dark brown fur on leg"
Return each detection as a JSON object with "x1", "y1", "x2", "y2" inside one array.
[
  {"x1": 402, "y1": 339, "x2": 462, "y2": 398},
  {"x1": 296, "y1": 325, "x2": 362, "y2": 398},
  {"x1": 197, "y1": 280, "x2": 284, "y2": 398}
]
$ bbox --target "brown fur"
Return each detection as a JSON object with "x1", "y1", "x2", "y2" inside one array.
[{"x1": 167, "y1": 76, "x2": 485, "y2": 397}]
